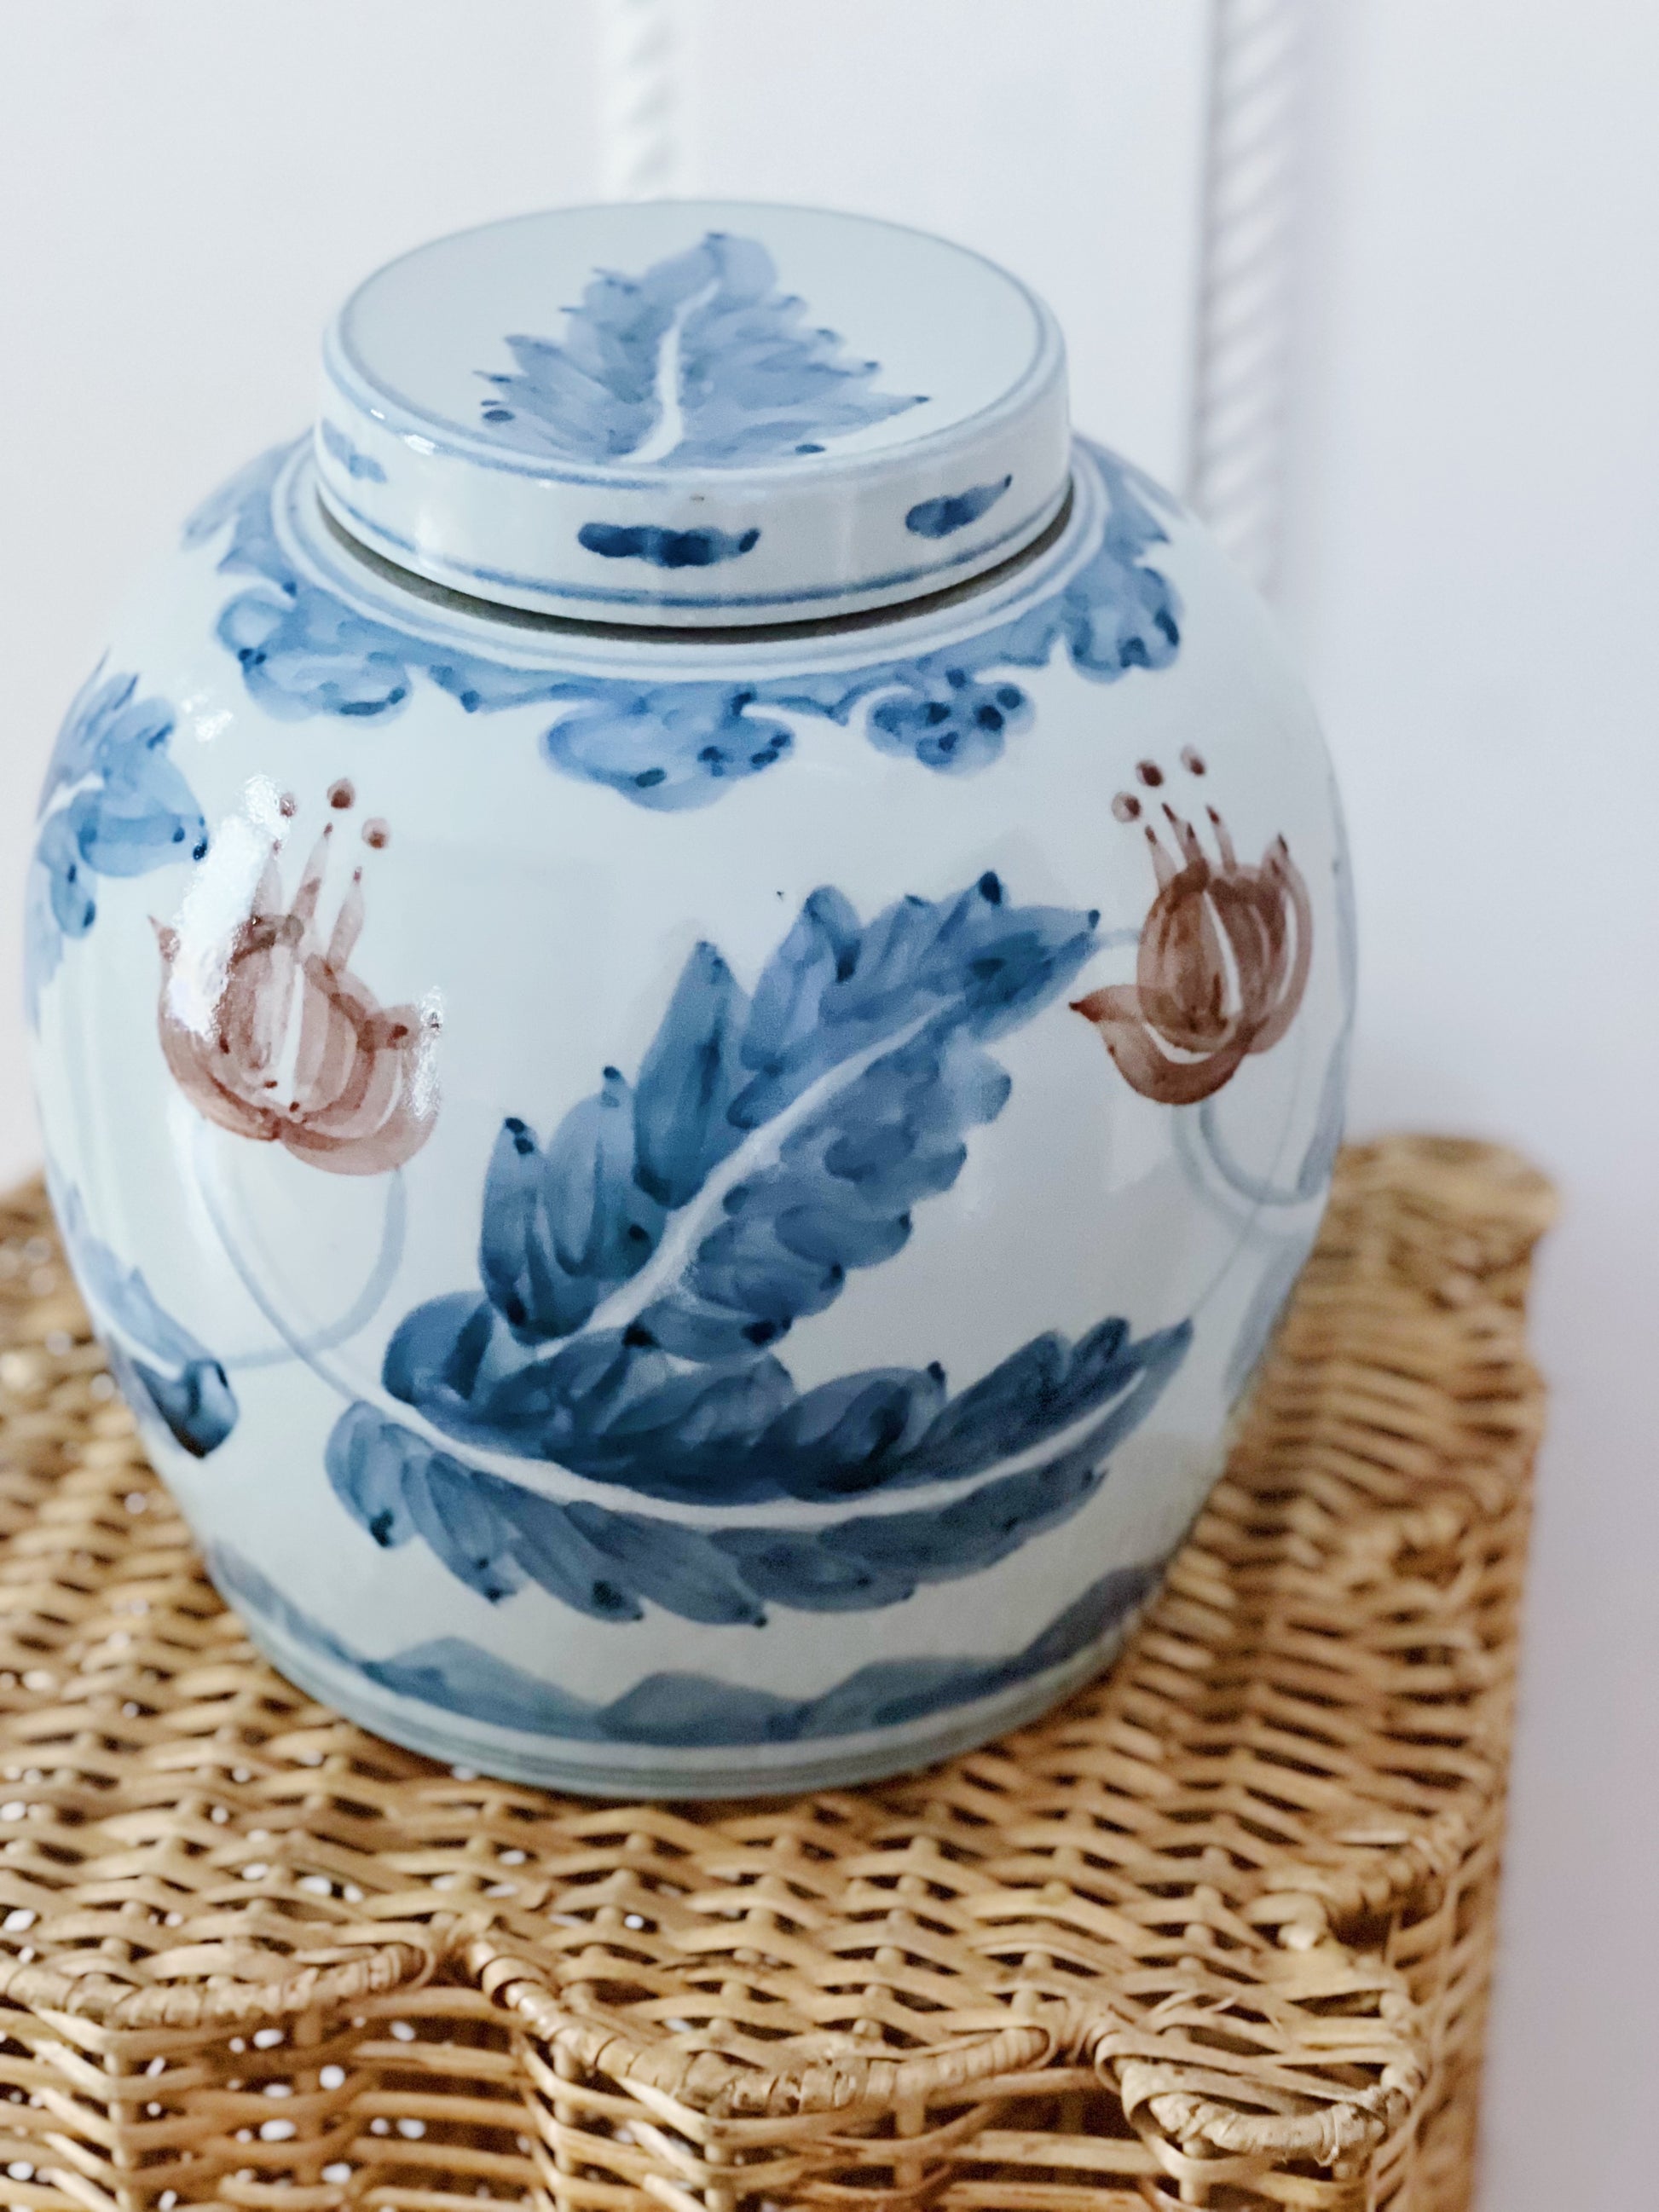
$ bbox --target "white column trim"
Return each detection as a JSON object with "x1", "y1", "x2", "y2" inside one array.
[
  {"x1": 598, "y1": 0, "x2": 683, "y2": 202},
  {"x1": 1186, "y1": 0, "x2": 1313, "y2": 598}
]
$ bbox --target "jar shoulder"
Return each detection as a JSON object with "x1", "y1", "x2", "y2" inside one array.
[{"x1": 90, "y1": 432, "x2": 1330, "y2": 849}]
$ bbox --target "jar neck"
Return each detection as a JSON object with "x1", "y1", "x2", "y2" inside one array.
[{"x1": 316, "y1": 480, "x2": 1077, "y2": 650}]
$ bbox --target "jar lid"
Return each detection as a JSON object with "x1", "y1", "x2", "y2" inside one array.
[{"x1": 316, "y1": 201, "x2": 1069, "y2": 627}]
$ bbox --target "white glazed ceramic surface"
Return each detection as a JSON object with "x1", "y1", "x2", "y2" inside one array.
[
  {"x1": 26, "y1": 208, "x2": 1351, "y2": 1797},
  {"x1": 318, "y1": 202, "x2": 1070, "y2": 624}
]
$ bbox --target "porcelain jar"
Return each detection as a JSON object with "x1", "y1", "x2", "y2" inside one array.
[{"x1": 26, "y1": 203, "x2": 1352, "y2": 1796}]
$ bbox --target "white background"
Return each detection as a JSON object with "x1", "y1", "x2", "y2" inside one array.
[{"x1": 0, "y1": 6, "x2": 1654, "y2": 2205}]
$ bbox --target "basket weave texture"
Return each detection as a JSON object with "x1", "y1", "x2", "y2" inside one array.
[{"x1": 0, "y1": 1136, "x2": 1552, "y2": 2212}]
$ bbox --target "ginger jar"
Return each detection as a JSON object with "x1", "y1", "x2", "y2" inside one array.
[{"x1": 26, "y1": 203, "x2": 1352, "y2": 1795}]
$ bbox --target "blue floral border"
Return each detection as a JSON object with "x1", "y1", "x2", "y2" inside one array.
[{"x1": 185, "y1": 438, "x2": 1182, "y2": 811}]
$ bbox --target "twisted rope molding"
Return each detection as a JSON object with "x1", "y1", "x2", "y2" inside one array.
[
  {"x1": 1186, "y1": 0, "x2": 1315, "y2": 596},
  {"x1": 598, "y1": 0, "x2": 682, "y2": 201},
  {"x1": 594, "y1": 4, "x2": 1311, "y2": 589}
]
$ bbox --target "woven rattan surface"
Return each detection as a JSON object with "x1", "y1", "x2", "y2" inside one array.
[{"x1": 0, "y1": 1135, "x2": 1552, "y2": 2212}]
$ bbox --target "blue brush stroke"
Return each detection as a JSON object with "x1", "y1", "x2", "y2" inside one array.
[
  {"x1": 320, "y1": 420, "x2": 387, "y2": 482},
  {"x1": 477, "y1": 231, "x2": 924, "y2": 466},
  {"x1": 905, "y1": 477, "x2": 1013, "y2": 539},
  {"x1": 49, "y1": 1175, "x2": 237, "y2": 1458},
  {"x1": 328, "y1": 1301, "x2": 1186, "y2": 1621},
  {"x1": 578, "y1": 523, "x2": 760, "y2": 569},
  {"x1": 211, "y1": 1539, "x2": 1155, "y2": 1747},
  {"x1": 380, "y1": 872, "x2": 1158, "y2": 1510},
  {"x1": 25, "y1": 667, "x2": 209, "y2": 1025},
  {"x1": 184, "y1": 437, "x2": 1180, "y2": 811}
]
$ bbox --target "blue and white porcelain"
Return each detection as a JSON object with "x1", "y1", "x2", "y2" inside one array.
[{"x1": 26, "y1": 203, "x2": 1352, "y2": 1796}]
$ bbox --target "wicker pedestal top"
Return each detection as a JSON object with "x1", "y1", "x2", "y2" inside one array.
[{"x1": 0, "y1": 1136, "x2": 1552, "y2": 2212}]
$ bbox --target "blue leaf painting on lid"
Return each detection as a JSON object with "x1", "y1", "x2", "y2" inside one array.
[
  {"x1": 25, "y1": 667, "x2": 209, "y2": 1025},
  {"x1": 343, "y1": 871, "x2": 1194, "y2": 1621},
  {"x1": 211, "y1": 1538, "x2": 1157, "y2": 1747},
  {"x1": 48, "y1": 1173, "x2": 237, "y2": 1458},
  {"x1": 476, "y1": 232, "x2": 926, "y2": 466},
  {"x1": 184, "y1": 437, "x2": 1182, "y2": 811}
]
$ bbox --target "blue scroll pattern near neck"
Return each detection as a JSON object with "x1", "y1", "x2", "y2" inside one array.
[
  {"x1": 325, "y1": 873, "x2": 1193, "y2": 1623},
  {"x1": 474, "y1": 230, "x2": 926, "y2": 467},
  {"x1": 183, "y1": 437, "x2": 1181, "y2": 811},
  {"x1": 211, "y1": 1539, "x2": 1156, "y2": 1751}
]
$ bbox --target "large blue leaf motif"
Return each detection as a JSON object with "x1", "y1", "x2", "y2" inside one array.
[
  {"x1": 477, "y1": 231, "x2": 925, "y2": 466},
  {"x1": 49, "y1": 1175, "x2": 237, "y2": 1459},
  {"x1": 350, "y1": 870, "x2": 1194, "y2": 1619},
  {"x1": 382, "y1": 873, "x2": 1121, "y2": 1505},
  {"x1": 26, "y1": 668, "x2": 209, "y2": 1024},
  {"x1": 185, "y1": 439, "x2": 1181, "y2": 810},
  {"x1": 329, "y1": 1310, "x2": 1188, "y2": 1624}
]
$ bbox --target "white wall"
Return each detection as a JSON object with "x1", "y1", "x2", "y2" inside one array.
[
  {"x1": 1, "y1": 6, "x2": 1655, "y2": 2203},
  {"x1": 1280, "y1": 9, "x2": 1659, "y2": 2204}
]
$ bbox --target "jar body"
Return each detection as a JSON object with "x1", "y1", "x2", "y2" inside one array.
[{"x1": 26, "y1": 436, "x2": 1352, "y2": 1795}]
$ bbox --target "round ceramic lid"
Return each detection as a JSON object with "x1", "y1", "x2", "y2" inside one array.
[{"x1": 315, "y1": 201, "x2": 1070, "y2": 627}]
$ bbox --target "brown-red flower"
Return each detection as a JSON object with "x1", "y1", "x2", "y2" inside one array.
[
  {"x1": 1072, "y1": 806, "x2": 1312, "y2": 1105},
  {"x1": 155, "y1": 819, "x2": 437, "y2": 1175}
]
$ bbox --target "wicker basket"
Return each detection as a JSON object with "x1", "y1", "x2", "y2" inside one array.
[{"x1": 0, "y1": 1135, "x2": 1552, "y2": 2212}]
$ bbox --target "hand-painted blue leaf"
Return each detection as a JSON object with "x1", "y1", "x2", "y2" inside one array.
[
  {"x1": 100, "y1": 1343, "x2": 238, "y2": 1461},
  {"x1": 28, "y1": 667, "x2": 209, "y2": 1023},
  {"x1": 490, "y1": 1486, "x2": 645, "y2": 1621},
  {"x1": 899, "y1": 1313, "x2": 1162, "y2": 1485},
  {"x1": 577, "y1": 523, "x2": 760, "y2": 568},
  {"x1": 326, "y1": 1397, "x2": 421, "y2": 1547},
  {"x1": 388, "y1": 875, "x2": 1099, "y2": 1497},
  {"x1": 541, "y1": 684, "x2": 796, "y2": 809},
  {"x1": 38, "y1": 670, "x2": 136, "y2": 811},
  {"x1": 400, "y1": 1445, "x2": 524, "y2": 1604},
  {"x1": 710, "y1": 1523, "x2": 906, "y2": 1610},
  {"x1": 213, "y1": 1537, "x2": 1158, "y2": 1750},
  {"x1": 741, "y1": 886, "x2": 861, "y2": 1070},
  {"x1": 327, "y1": 1311, "x2": 1185, "y2": 1619},
  {"x1": 476, "y1": 231, "x2": 923, "y2": 467},
  {"x1": 867, "y1": 674, "x2": 1033, "y2": 773},
  {"x1": 483, "y1": 242, "x2": 712, "y2": 459},
  {"x1": 474, "y1": 1083, "x2": 666, "y2": 1343},
  {"x1": 219, "y1": 585, "x2": 417, "y2": 721},
  {"x1": 632, "y1": 943, "x2": 748, "y2": 1207},
  {"x1": 905, "y1": 476, "x2": 1014, "y2": 539},
  {"x1": 67, "y1": 741, "x2": 206, "y2": 875},
  {"x1": 36, "y1": 810, "x2": 98, "y2": 939},
  {"x1": 49, "y1": 1175, "x2": 239, "y2": 1459},
  {"x1": 746, "y1": 1365, "x2": 946, "y2": 1498},
  {"x1": 543, "y1": 1070, "x2": 664, "y2": 1280},
  {"x1": 562, "y1": 1501, "x2": 765, "y2": 1626},
  {"x1": 325, "y1": 1401, "x2": 641, "y2": 1622}
]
